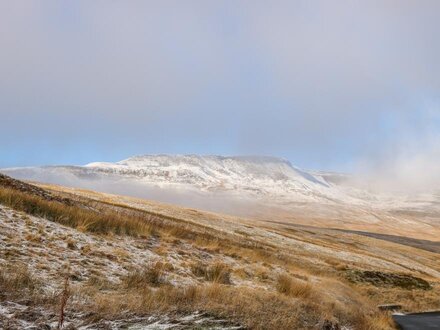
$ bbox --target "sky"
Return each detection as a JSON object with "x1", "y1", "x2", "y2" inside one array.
[{"x1": 1, "y1": 1, "x2": 439, "y2": 175}]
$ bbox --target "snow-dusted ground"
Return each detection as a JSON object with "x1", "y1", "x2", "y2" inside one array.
[
  {"x1": 3, "y1": 190, "x2": 437, "y2": 287},
  {"x1": 0, "y1": 300, "x2": 243, "y2": 330},
  {"x1": 1, "y1": 183, "x2": 440, "y2": 329},
  {"x1": 0, "y1": 204, "x2": 158, "y2": 288},
  {"x1": 0, "y1": 205, "x2": 250, "y2": 328},
  {"x1": 0, "y1": 204, "x2": 242, "y2": 291},
  {"x1": 78, "y1": 312, "x2": 244, "y2": 330}
]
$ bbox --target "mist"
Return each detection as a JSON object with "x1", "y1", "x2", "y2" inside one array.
[
  {"x1": 352, "y1": 107, "x2": 440, "y2": 192},
  {"x1": 1, "y1": 1, "x2": 439, "y2": 186}
]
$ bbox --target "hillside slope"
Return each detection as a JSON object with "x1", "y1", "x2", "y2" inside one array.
[
  {"x1": 2, "y1": 155, "x2": 440, "y2": 240},
  {"x1": 0, "y1": 174, "x2": 439, "y2": 329}
]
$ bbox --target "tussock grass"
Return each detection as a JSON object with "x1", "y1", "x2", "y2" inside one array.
[
  {"x1": 276, "y1": 273, "x2": 313, "y2": 298},
  {"x1": 0, "y1": 181, "x2": 404, "y2": 328},
  {"x1": 0, "y1": 184, "x2": 258, "y2": 254},
  {"x1": 358, "y1": 284, "x2": 440, "y2": 314},
  {"x1": 0, "y1": 181, "x2": 289, "y2": 280},
  {"x1": 190, "y1": 261, "x2": 207, "y2": 278},
  {"x1": 0, "y1": 265, "x2": 37, "y2": 295},
  {"x1": 122, "y1": 262, "x2": 167, "y2": 288},
  {"x1": 86, "y1": 275, "x2": 115, "y2": 290},
  {"x1": 86, "y1": 284, "x2": 305, "y2": 328},
  {"x1": 84, "y1": 280, "x2": 395, "y2": 330},
  {"x1": 191, "y1": 261, "x2": 232, "y2": 284},
  {"x1": 0, "y1": 187, "x2": 153, "y2": 237},
  {"x1": 0, "y1": 264, "x2": 395, "y2": 330},
  {"x1": 0, "y1": 184, "x2": 290, "y2": 278},
  {"x1": 205, "y1": 263, "x2": 232, "y2": 284}
]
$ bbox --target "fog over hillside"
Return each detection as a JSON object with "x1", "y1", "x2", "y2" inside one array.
[{"x1": 3, "y1": 154, "x2": 440, "y2": 231}]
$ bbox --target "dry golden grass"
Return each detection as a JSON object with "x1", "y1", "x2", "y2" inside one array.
[
  {"x1": 4, "y1": 179, "x2": 438, "y2": 329},
  {"x1": 122, "y1": 262, "x2": 167, "y2": 288},
  {"x1": 254, "y1": 265, "x2": 270, "y2": 282},
  {"x1": 86, "y1": 275, "x2": 115, "y2": 290},
  {"x1": 0, "y1": 186, "x2": 154, "y2": 237},
  {"x1": 191, "y1": 261, "x2": 232, "y2": 284},
  {"x1": 0, "y1": 185, "x2": 266, "y2": 261},
  {"x1": 25, "y1": 232, "x2": 42, "y2": 243},
  {"x1": 367, "y1": 313, "x2": 398, "y2": 330},
  {"x1": 357, "y1": 284, "x2": 440, "y2": 313},
  {"x1": 4, "y1": 182, "x2": 306, "y2": 274},
  {"x1": 233, "y1": 267, "x2": 252, "y2": 279},
  {"x1": 190, "y1": 260, "x2": 207, "y2": 278},
  {"x1": 0, "y1": 262, "x2": 396, "y2": 329},
  {"x1": 112, "y1": 247, "x2": 130, "y2": 260},
  {"x1": 205, "y1": 262, "x2": 232, "y2": 284},
  {"x1": 276, "y1": 273, "x2": 313, "y2": 299},
  {"x1": 0, "y1": 264, "x2": 37, "y2": 295},
  {"x1": 80, "y1": 278, "x2": 396, "y2": 330}
]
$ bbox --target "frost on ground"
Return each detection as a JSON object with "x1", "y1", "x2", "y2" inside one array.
[
  {"x1": 1, "y1": 175, "x2": 440, "y2": 329},
  {"x1": 0, "y1": 300, "x2": 242, "y2": 330},
  {"x1": 0, "y1": 204, "x2": 157, "y2": 288},
  {"x1": 0, "y1": 204, "x2": 250, "y2": 329},
  {"x1": 0, "y1": 204, "x2": 237, "y2": 290},
  {"x1": 79, "y1": 312, "x2": 243, "y2": 330}
]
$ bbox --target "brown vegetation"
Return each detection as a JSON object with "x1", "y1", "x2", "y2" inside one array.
[
  {"x1": 0, "y1": 264, "x2": 38, "y2": 296},
  {"x1": 346, "y1": 269, "x2": 432, "y2": 290},
  {"x1": 276, "y1": 273, "x2": 313, "y2": 299},
  {"x1": 3, "y1": 176, "x2": 439, "y2": 329},
  {"x1": 122, "y1": 262, "x2": 167, "y2": 288},
  {"x1": 191, "y1": 261, "x2": 232, "y2": 284},
  {"x1": 0, "y1": 186, "x2": 153, "y2": 237},
  {"x1": 86, "y1": 277, "x2": 398, "y2": 329}
]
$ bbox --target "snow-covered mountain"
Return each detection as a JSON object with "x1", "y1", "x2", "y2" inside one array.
[
  {"x1": 1, "y1": 154, "x2": 437, "y2": 217},
  {"x1": 87, "y1": 155, "x2": 334, "y2": 195},
  {"x1": 1, "y1": 155, "x2": 347, "y2": 202}
]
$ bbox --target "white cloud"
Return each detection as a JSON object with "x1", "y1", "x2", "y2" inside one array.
[{"x1": 0, "y1": 1, "x2": 439, "y2": 173}]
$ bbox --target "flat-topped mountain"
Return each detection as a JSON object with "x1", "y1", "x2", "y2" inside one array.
[
  {"x1": 86, "y1": 154, "x2": 331, "y2": 192},
  {"x1": 2, "y1": 154, "x2": 440, "y2": 240},
  {"x1": 1, "y1": 154, "x2": 341, "y2": 203}
]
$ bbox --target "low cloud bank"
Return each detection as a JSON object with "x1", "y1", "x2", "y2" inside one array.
[{"x1": 354, "y1": 109, "x2": 440, "y2": 193}]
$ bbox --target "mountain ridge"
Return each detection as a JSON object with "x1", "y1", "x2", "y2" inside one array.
[
  {"x1": 1, "y1": 154, "x2": 438, "y2": 219},
  {"x1": 3, "y1": 154, "x2": 440, "y2": 241}
]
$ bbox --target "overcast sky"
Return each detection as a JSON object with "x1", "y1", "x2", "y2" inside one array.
[{"x1": 1, "y1": 1, "x2": 439, "y2": 173}]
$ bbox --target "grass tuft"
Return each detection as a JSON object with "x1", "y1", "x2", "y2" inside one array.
[
  {"x1": 0, "y1": 187, "x2": 153, "y2": 237},
  {"x1": 276, "y1": 274, "x2": 313, "y2": 298},
  {"x1": 122, "y1": 262, "x2": 167, "y2": 288},
  {"x1": 191, "y1": 261, "x2": 232, "y2": 284},
  {"x1": 0, "y1": 265, "x2": 38, "y2": 296}
]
